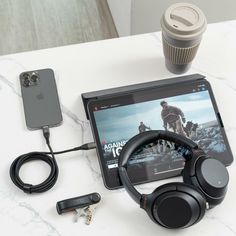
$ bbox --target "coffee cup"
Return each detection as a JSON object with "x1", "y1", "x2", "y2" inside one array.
[{"x1": 161, "y1": 3, "x2": 207, "y2": 74}]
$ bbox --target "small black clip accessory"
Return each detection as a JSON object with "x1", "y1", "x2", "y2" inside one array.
[{"x1": 56, "y1": 192, "x2": 101, "y2": 224}]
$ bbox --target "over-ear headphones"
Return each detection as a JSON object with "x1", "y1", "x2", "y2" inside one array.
[{"x1": 118, "y1": 130, "x2": 229, "y2": 229}]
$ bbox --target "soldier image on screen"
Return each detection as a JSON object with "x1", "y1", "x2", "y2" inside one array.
[
  {"x1": 138, "y1": 121, "x2": 151, "y2": 133},
  {"x1": 160, "y1": 101, "x2": 187, "y2": 137}
]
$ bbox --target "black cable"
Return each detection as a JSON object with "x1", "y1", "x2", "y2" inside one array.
[{"x1": 9, "y1": 127, "x2": 96, "y2": 194}]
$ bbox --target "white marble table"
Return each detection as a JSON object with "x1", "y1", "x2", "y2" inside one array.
[{"x1": 0, "y1": 21, "x2": 236, "y2": 236}]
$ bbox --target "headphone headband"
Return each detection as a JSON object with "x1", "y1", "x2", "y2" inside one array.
[{"x1": 118, "y1": 130, "x2": 199, "y2": 204}]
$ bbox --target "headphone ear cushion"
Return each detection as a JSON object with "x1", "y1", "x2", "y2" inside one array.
[
  {"x1": 149, "y1": 183, "x2": 206, "y2": 228},
  {"x1": 183, "y1": 155, "x2": 229, "y2": 207}
]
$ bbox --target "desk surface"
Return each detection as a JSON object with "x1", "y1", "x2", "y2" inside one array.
[{"x1": 0, "y1": 21, "x2": 236, "y2": 236}]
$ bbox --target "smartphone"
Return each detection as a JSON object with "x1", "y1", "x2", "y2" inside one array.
[{"x1": 20, "y1": 68, "x2": 63, "y2": 130}]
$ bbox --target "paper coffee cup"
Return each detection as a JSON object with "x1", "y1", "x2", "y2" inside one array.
[{"x1": 161, "y1": 3, "x2": 207, "y2": 74}]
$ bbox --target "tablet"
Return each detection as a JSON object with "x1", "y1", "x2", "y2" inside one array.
[{"x1": 83, "y1": 74, "x2": 233, "y2": 189}]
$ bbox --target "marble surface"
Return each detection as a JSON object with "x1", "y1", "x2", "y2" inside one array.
[{"x1": 0, "y1": 20, "x2": 236, "y2": 236}]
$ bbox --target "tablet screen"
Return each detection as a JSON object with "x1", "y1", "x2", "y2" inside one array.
[{"x1": 89, "y1": 80, "x2": 232, "y2": 188}]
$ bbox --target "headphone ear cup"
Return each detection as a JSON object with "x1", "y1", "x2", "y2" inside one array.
[
  {"x1": 183, "y1": 154, "x2": 229, "y2": 207},
  {"x1": 143, "y1": 183, "x2": 206, "y2": 229}
]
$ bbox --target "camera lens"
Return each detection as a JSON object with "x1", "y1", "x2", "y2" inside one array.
[
  {"x1": 30, "y1": 73, "x2": 39, "y2": 83},
  {"x1": 23, "y1": 78, "x2": 30, "y2": 87},
  {"x1": 22, "y1": 73, "x2": 30, "y2": 79}
]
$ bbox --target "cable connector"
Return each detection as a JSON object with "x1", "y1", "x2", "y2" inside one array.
[
  {"x1": 23, "y1": 183, "x2": 33, "y2": 194},
  {"x1": 75, "y1": 142, "x2": 96, "y2": 150},
  {"x1": 42, "y1": 126, "x2": 50, "y2": 144}
]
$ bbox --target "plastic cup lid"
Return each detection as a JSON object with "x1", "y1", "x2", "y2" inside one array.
[{"x1": 161, "y1": 3, "x2": 207, "y2": 40}]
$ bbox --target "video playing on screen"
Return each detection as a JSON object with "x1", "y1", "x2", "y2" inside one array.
[{"x1": 93, "y1": 88, "x2": 226, "y2": 175}]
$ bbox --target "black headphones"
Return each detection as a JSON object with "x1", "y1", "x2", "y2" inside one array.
[{"x1": 118, "y1": 130, "x2": 229, "y2": 229}]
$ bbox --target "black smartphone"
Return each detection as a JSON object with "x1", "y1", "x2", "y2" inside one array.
[{"x1": 20, "y1": 68, "x2": 63, "y2": 130}]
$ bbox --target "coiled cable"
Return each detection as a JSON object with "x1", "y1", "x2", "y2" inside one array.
[{"x1": 10, "y1": 126, "x2": 96, "y2": 194}]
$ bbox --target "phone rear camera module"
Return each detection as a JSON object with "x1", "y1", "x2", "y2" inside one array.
[{"x1": 21, "y1": 71, "x2": 40, "y2": 87}]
